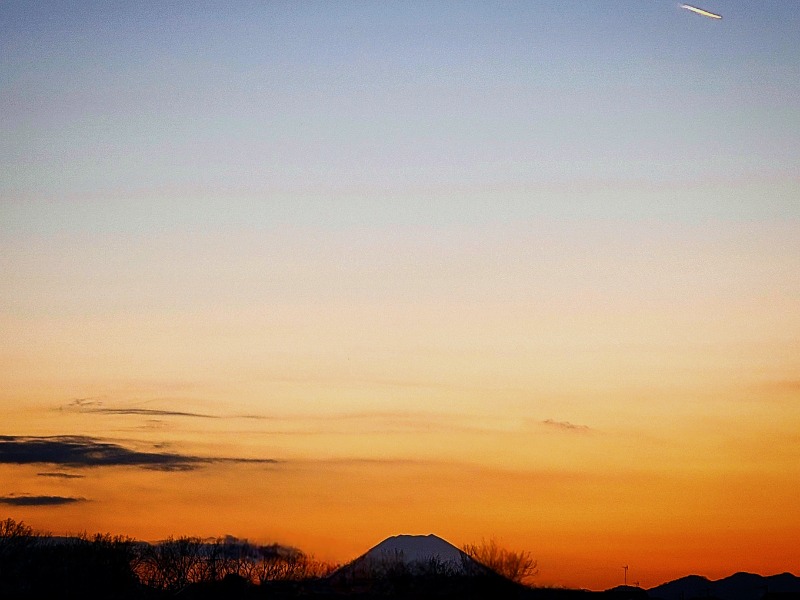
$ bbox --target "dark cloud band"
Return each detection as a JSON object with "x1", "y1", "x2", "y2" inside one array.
[
  {"x1": 65, "y1": 398, "x2": 218, "y2": 419},
  {"x1": 0, "y1": 495, "x2": 87, "y2": 506},
  {"x1": 36, "y1": 472, "x2": 86, "y2": 479},
  {"x1": 84, "y1": 408, "x2": 218, "y2": 418},
  {"x1": 0, "y1": 435, "x2": 278, "y2": 471}
]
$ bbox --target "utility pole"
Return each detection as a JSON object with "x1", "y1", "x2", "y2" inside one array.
[{"x1": 623, "y1": 565, "x2": 629, "y2": 586}]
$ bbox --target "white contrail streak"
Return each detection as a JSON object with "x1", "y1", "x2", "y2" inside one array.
[{"x1": 680, "y1": 4, "x2": 722, "y2": 19}]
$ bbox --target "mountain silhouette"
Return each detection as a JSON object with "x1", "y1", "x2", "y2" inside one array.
[
  {"x1": 605, "y1": 584, "x2": 650, "y2": 599},
  {"x1": 648, "y1": 573, "x2": 800, "y2": 600}
]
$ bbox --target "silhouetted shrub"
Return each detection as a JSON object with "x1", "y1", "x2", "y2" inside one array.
[{"x1": 463, "y1": 538, "x2": 538, "y2": 584}]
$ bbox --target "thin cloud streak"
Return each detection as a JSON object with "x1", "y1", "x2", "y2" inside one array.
[
  {"x1": 542, "y1": 419, "x2": 591, "y2": 432},
  {"x1": 36, "y1": 472, "x2": 86, "y2": 479},
  {"x1": 64, "y1": 398, "x2": 270, "y2": 420},
  {"x1": 88, "y1": 408, "x2": 219, "y2": 418},
  {"x1": 63, "y1": 398, "x2": 519, "y2": 433},
  {"x1": 64, "y1": 399, "x2": 218, "y2": 419},
  {"x1": 0, "y1": 495, "x2": 87, "y2": 506}
]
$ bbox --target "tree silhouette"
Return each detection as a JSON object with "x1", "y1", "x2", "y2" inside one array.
[
  {"x1": 0, "y1": 517, "x2": 37, "y2": 557},
  {"x1": 136, "y1": 535, "x2": 205, "y2": 592},
  {"x1": 462, "y1": 538, "x2": 538, "y2": 584}
]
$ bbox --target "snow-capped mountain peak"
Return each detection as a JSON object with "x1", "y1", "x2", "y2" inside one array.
[{"x1": 361, "y1": 534, "x2": 468, "y2": 565}]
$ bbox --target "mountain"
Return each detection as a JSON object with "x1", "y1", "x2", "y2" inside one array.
[
  {"x1": 326, "y1": 534, "x2": 534, "y2": 600},
  {"x1": 362, "y1": 534, "x2": 470, "y2": 565},
  {"x1": 330, "y1": 534, "x2": 490, "y2": 580},
  {"x1": 649, "y1": 573, "x2": 800, "y2": 600}
]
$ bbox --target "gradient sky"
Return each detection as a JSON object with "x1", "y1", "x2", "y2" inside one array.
[{"x1": 2, "y1": 0, "x2": 799, "y2": 590}]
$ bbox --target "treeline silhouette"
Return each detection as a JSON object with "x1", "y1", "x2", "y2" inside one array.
[
  {"x1": 18, "y1": 517, "x2": 787, "y2": 600},
  {"x1": 0, "y1": 517, "x2": 334, "y2": 599},
  {"x1": 2, "y1": 517, "x2": 541, "y2": 599}
]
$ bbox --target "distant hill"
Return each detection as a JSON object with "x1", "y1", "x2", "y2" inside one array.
[
  {"x1": 648, "y1": 573, "x2": 800, "y2": 600},
  {"x1": 603, "y1": 584, "x2": 650, "y2": 600}
]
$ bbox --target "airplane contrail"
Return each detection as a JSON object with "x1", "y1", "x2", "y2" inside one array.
[{"x1": 680, "y1": 4, "x2": 722, "y2": 19}]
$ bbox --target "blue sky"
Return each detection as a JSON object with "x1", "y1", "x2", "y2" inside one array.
[{"x1": 3, "y1": 1, "x2": 799, "y2": 232}]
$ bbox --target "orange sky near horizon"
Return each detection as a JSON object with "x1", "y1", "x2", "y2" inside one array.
[
  {"x1": 2, "y1": 441, "x2": 799, "y2": 590},
  {"x1": 2, "y1": 322, "x2": 799, "y2": 591},
  {"x1": 2, "y1": 216, "x2": 800, "y2": 589}
]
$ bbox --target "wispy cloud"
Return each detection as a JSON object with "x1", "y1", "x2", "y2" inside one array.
[
  {"x1": 541, "y1": 419, "x2": 591, "y2": 432},
  {"x1": 0, "y1": 494, "x2": 87, "y2": 506},
  {"x1": 69, "y1": 397, "x2": 102, "y2": 408},
  {"x1": 65, "y1": 398, "x2": 218, "y2": 419},
  {"x1": 36, "y1": 472, "x2": 85, "y2": 479},
  {"x1": 89, "y1": 408, "x2": 219, "y2": 418},
  {"x1": 0, "y1": 435, "x2": 278, "y2": 471},
  {"x1": 64, "y1": 398, "x2": 271, "y2": 420}
]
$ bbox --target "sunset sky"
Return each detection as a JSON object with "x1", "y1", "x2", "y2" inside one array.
[{"x1": 2, "y1": 0, "x2": 799, "y2": 590}]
